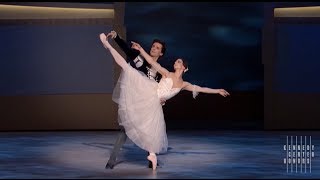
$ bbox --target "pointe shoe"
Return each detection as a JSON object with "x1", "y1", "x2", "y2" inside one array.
[
  {"x1": 99, "y1": 33, "x2": 112, "y2": 48},
  {"x1": 105, "y1": 162, "x2": 114, "y2": 169},
  {"x1": 147, "y1": 154, "x2": 157, "y2": 171},
  {"x1": 99, "y1": 33, "x2": 107, "y2": 41},
  {"x1": 148, "y1": 160, "x2": 159, "y2": 168}
]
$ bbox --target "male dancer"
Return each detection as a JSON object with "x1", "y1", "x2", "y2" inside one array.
[{"x1": 105, "y1": 30, "x2": 166, "y2": 169}]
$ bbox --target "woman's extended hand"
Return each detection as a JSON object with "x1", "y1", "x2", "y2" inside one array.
[{"x1": 217, "y1": 89, "x2": 230, "y2": 97}]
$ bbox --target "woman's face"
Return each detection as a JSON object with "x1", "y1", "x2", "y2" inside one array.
[{"x1": 174, "y1": 58, "x2": 185, "y2": 70}]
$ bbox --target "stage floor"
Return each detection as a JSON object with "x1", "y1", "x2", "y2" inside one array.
[{"x1": 0, "y1": 130, "x2": 319, "y2": 179}]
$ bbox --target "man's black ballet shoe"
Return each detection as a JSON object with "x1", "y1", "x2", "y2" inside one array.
[{"x1": 105, "y1": 163, "x2": 114, "y2": 169}]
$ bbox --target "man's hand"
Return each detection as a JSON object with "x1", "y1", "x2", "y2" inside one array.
[
  {"x1": 131, "y1": 41, "x2": 142, "y2": 50},
  {"x1": 107, "y1": 30, "x2": 117, "y2": 39},
  {"x1": 160, "y1": 98, "x2": 166, "y2": 106}
]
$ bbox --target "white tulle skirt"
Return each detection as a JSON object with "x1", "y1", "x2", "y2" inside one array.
[{"x1": 112, "y1": 64, "x2": 168, "y2": 154}]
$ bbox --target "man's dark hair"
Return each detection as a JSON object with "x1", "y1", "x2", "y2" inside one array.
[{"x1": 152, "y1": 39, "x2": 166, "y2": 55}]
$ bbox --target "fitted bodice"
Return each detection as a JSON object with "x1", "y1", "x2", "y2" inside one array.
[{"x1": 157, "y1": 78, "x2": 181, "y2": 100}]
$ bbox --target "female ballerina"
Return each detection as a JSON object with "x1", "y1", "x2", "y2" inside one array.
[{"x1": 99, "y1": 33, "x2": 230, "y2": 170}]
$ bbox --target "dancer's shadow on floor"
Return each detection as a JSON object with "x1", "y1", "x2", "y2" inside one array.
[{"x1": 82, "y1": 142, "x2": 216, "y2": 168}]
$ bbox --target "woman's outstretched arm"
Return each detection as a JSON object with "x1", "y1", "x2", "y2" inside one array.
[
  {"x1": 182, "y1": 82, "x2": 230, "y2": 97},
  {"x1": 131, "y1": 41, "x2": 170, "y2": 78}
]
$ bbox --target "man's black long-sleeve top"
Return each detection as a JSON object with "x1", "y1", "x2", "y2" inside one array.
[{"x1": 113, "y1": 35, "x2": 162, "y2": 82}]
